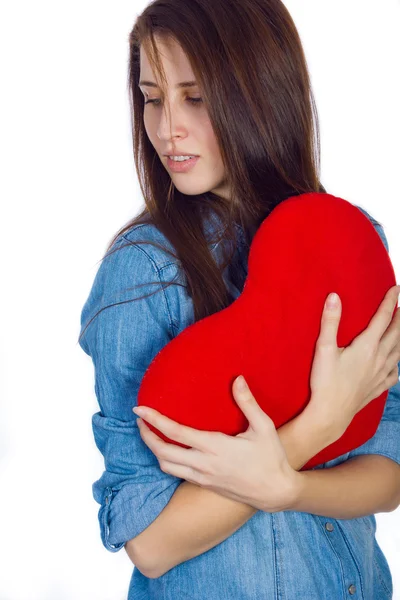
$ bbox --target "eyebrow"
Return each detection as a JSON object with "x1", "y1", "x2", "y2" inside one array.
[{"x1": 138, "y1": 80, "x2": 198, "y2": 89}]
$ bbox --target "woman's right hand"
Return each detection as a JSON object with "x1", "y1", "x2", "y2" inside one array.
[{"x1": 306, "y1": 284, "x2": 400, "y2": 441}]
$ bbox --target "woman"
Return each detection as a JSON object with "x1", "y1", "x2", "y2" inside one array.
[{"x1": 78, "y1": 1, "x2": 400, "y2": 598}]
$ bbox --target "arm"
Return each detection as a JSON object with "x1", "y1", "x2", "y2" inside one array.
[
  {"x1": 79, "y1": 236, "x2": 187, "y2": 555},
  {"x1": 134, "y1": 402, "x2": 400, "y2": 580},
  {"x1": 289, "y1": 454, "x2": 400, "y2": 519},
  {"x1": 285, "y1": 206, "x2": 400, "y2": 519},
  {"x1": 130, "y1": 209, "x2": 398, "y2": 577},
  {"x1": 133, "y1": 214, "x2": 399, "y2": 578},
  {"x1": 127, "y1": 403, "x2": 337, "y2": 577}
]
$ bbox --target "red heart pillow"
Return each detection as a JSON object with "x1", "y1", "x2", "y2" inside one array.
[{"x1": 137, "y1": 192, "x2": 397, "y2": 470}]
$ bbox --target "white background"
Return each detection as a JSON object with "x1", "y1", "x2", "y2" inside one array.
[{"x1": 0, "y1": 1, "x2": 399, "y2": 599}]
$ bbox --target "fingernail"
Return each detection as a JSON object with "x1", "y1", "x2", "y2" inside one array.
[
  {"x1": 326, "y1": 293, "x2": 339, "y2": 309},
  {"x1": 133, "y1": 407, "x2": 145, "y2": 416},
  {"x1": 236, "y1": 375, "x2": 247, "y2": 391}
]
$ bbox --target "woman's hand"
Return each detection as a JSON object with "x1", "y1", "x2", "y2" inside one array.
[
  {"x1": 307, "y1": 285, "x2": 400, "y2": 440},
  {"x1": 131, "y1": 284, "x2": 400, "y2": 513},
  {"x1": 133, "y1": 376, "x2": 300, "y2": 513}
]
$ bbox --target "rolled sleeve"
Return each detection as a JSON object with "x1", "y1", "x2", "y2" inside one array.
[
  {"x1": 347, "y1": 207, "x2": 400, "y2": 466},
  {"x1": 79, "y1": 234, "x2": 184, "y2": 552},
  {"x1": 91, "y1": 414, "x2": 183, "y2": 552}
]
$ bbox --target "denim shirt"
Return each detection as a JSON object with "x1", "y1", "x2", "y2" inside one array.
[{"x1": 79, "y1": 204, "x2": 399, "y2": 600}]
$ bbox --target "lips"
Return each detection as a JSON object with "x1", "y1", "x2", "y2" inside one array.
[
  {"x1": 163, "y1": 153, "x2": 199, "y2": 157},
  {"x1": 166, "y1": 156, "x2": 200, "y2": 172}
]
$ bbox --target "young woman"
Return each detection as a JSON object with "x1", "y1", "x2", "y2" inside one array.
[{"x1": 78, "y1": 1, "x2": 400, "y2": 598}]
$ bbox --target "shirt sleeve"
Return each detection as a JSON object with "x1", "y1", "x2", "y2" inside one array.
[
  {"x1": 79, "y1": 235, "x2": 184, "y2": 552},
  {"x1": 347, "y1": 206, "x2": 400, "y2": 466}
]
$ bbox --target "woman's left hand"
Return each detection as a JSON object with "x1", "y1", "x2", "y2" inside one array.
[{"x1": 132, "y1": 375, "x2": 300, "y2": 512}]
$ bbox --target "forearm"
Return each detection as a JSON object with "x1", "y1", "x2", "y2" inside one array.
[
  {"x1": 129, "y1": 406, "x2": 334, "y2": 577},
  {"x1": 289, "y1": 454, "x2": 400, "y2": 519}
]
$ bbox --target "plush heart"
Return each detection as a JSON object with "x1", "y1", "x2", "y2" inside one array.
[{"x1": 137, "y1": 192, "x2": 397, "y2": 470}]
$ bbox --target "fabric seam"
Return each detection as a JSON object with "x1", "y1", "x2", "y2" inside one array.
[{"x1": 120, "y1": 234, "x2": 175, "y2": 338}]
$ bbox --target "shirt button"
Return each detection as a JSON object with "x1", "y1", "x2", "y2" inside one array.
[
  {"x1": 325, "y1": 522, "x2": 334, "y2": 531},
  {"x1": 348, "y1": 584, "x2": 356, "y2": 595}
]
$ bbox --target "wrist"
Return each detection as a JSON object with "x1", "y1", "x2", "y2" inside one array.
[
  {"x1": 283, "y1": 470, "x2": 306, "y2": 511},
  {"x1": 300, "y1": 401, "x2": 344, "y2": 446},
  {"x1": 277, "y1": 405, "x2": 338, "y2": 472}
]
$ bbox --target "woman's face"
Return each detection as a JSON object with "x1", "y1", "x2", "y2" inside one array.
[{"x1": 139, "y1": 37, "x2": 229, "y2": 199}]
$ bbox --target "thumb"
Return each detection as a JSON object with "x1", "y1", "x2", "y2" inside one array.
[
  {"x1": 232, "y1": 375, "x2": 274, "y2": 434},
  {"x1": 317, "y1": 292, "x2": 342, "y2": 348}
]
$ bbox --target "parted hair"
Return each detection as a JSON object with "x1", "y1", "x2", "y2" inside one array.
[{"x1": 79, "y1": 0, "x2": 327, "y2": 344}]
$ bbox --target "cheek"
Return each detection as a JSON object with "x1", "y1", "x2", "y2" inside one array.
[
  {"x1": 208, "y1": 120, "x2": 222, "y2": 147},
  {"x1": 143, "y1": 107, "x2": 160, "y2": 133},
  {"x1": 199, "y1": 121, "x2": 222, "y2": 160},
  {"x1": 143, "y1": 113, "x2": 155, "y2": 138}
]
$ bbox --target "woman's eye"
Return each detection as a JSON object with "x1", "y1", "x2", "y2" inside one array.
[
  {"x1": 144, "y1": 98, "x2": 203, "y2": 106},
  {"x1": 144, "y1": 98, "x2": 162, "y2": 106}
]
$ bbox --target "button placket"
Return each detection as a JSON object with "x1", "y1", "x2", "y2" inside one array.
[{"x1": 318, "y1": 516, "x2": 362, "y2": 598}]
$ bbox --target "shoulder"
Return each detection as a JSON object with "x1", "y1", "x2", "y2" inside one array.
[
  {"x1": 89, "y1": 224, "x2": 174, "y2": 302},
  {"x1": 354, "y1": 204, "x2": 389, "y2": 253},
  {"x1": 120, "y1": 222, "x2": 180, "y2": 271},
  {"x1": 79, "y1": 223, "x2": 181, "y2": 354},
  {"x1": 96, "y1": 222, "x2": 180, "y2": 295}
]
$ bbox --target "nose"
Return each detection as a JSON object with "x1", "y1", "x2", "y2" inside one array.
[{"x1": 157, "y1": 102, "x2": 188, "y2": 144}]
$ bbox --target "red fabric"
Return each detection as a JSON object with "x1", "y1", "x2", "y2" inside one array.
[{"x1": 137, "y1": 192, "x2": 397, "y2": 470}]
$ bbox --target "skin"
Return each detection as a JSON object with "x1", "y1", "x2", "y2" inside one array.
[
  {"x1": 129, "y1": 286, "x2": 400, "y2": 578},
  {"x1": 138, "y1": 35, "x2": 305, "y2": 509},
  {"x1": 128, "y1": 36, "x2": 400, "y2": 577},
  {"x1": 139, "y1": 36, "x2": 230, "y2": 199},
  {"x1": 138, "y1": 33, "x2": 400, "y2": 504},
  {"x1": 132, "y1": 285, "x2": 400, "y2": 510}
]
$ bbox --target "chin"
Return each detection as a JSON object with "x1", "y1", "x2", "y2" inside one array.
[{"x1": 173, "y1": 182, "x2": 214, "y2": 196}]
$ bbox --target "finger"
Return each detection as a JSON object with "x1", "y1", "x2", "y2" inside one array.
[
  {"x1": 138, "y1": 418, "x2": 208, "y2": 471},
  {"x1": 361, "y1": 285, "x2": 400, "y2": 347},
  {"x1": 362, "y1": 360, "x2": 400, "y2": 407},
  {"x1": 133, "y1": 406, "x2": 218, "y2": 453},
  {"x1": 379, "y1": 365, "x2": 400, "y2": 393},
  {"x1": 386, "y1": 365, "x2": 400, "y2": 388},
  {"x1": 384, "y1": 344, "x2": 400, "y2": 378},
  {"x1": 156, "y1": 458, "x2": 207, "y2": 486},
  {"x1": 232, "y1": 376, "x2": 275, "y2": 435},
  {"x1": 316, "y1": 292, "x2": 342, "y2": 349},
  {"x1": 378, "y1": 307, "x2": 400, "y2": 358}
]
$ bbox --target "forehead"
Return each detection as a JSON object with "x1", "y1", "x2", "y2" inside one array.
[{"x1": 139, "y1": 37, "x2": 195, "y2": 84}]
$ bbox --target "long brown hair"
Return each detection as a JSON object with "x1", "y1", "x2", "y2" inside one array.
[{"x1": 79, "y1": 0, "x2": 327, "y2": 344}]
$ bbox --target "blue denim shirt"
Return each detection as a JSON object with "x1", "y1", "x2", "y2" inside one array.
[{"x1": 79, "y1": 204, "x2": 399, "y2": 600}]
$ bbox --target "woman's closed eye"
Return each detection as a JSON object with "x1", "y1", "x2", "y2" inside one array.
[{"x1": 144, "y1": 97, "x2": 203, "y2": 106}]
